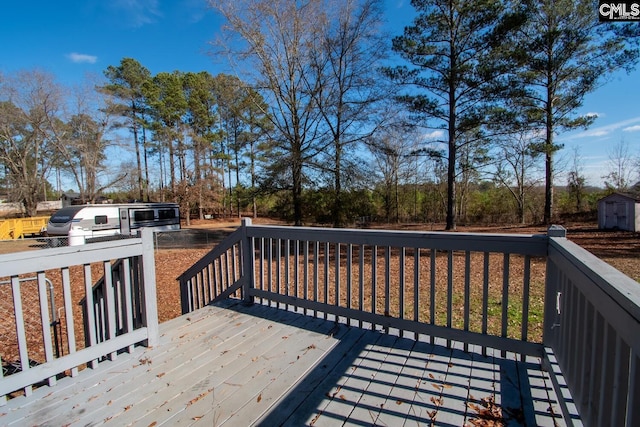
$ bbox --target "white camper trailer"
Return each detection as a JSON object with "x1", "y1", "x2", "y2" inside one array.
[{"x1": 46, "y1": 203, "x2": 180, "y2": 246}]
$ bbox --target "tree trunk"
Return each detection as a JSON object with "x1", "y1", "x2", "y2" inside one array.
[
  {"x1": 292, "y1": 142, "x2": 303, "y2": 226},
  {"x1": 544, "y1": 90, "x2": 554, "y2": 224},
  {"x1": 251, "y1": 140, "x2": 257, "y2": 219},
  {"x1": 446, "y1": 142, "x2": 456, "y2": 231},
  {"x1": 168, "y1": 138, "x2": 176, "y2": 200},
  {"x1": 333, "y1": 141, "x2": 343, "y2": 227},
  {"x1": 131, "y1": 108, "x2": 143, "y2": 202},
  {"x1": 142, "y1": 124, "x2": 150, "y2": 202}
]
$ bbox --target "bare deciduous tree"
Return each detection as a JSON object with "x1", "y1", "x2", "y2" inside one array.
[
  {"x1": 212, "y1": 0, "x2": 327, "y2": 225},
  {"x1": 311, "y1": 0, "x2": 388, "y2": 227},
  {"x1": 567, "y1": 146, "x2": 586, "y2": 212},
  {"x1": 55, "y1": 79, "x2": 125, "y2": 203},
  {"x1": 0, "y1": 70, "x2": 62, "y2": 216},
  {"x1": 493, "y1": 131, "x2": 543, "y2": 224},
  {"x1": 603, "y1": 138, "x2": 636, "y2": 192}
]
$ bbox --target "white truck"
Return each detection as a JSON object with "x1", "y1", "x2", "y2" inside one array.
[{"x1": 45, "y1": 203, "x2": 180, "y2": 246}]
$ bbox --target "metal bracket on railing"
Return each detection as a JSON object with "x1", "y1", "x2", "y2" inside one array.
[{"x1": 550, "y1": 291, "x2": 562, "y2": 329}]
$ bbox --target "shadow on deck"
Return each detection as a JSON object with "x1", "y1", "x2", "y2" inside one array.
[{"x1": 1, "y1": 300, "x2": 566, "y2": 426}]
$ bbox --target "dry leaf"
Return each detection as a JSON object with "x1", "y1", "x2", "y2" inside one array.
[
  {"x1": 187, "y1": 389, "x2": 214, "y2": 406},
  {"x1": 257, "y1": 394, "x2": 262, "y2": 403},
  {"x1": 430, "y1": 396, "x2": 443, "y2": 407}
]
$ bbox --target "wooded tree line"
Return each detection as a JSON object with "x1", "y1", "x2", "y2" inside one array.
[{"x1": 1, "y1": 0, "x2": 639, "y2": 226}]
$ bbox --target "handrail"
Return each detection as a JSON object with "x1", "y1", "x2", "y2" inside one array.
[
  {"x1": 178, "y1": 219, "x2": 549, "y2": 357},
  {"x1": 177, "y1": 225, "x2": 246, "y2": 314},
  {"x1": 545, "y1": 235, "x2": 640, "y2": 426}
]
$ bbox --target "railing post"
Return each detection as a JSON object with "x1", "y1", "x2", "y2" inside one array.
[
  {"x1": 547, "y1": 224, "x2": 566, "y2": 238},
  {"x1": 241, "y1": 218, "x2": 255, "y2": 305},
  {"x1": 179, "y1": 277, "x2": 192, "y2": 315},
  {"x1": 140, "y1": 228, "x2": 159, "y2": 346}
]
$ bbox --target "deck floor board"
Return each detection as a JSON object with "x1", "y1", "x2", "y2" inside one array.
[{"x1": 0, "y1": 301, "x2": 567, "y2": 426}]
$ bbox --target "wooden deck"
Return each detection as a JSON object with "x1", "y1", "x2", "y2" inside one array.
[{"x1": 1, "y1": 300, "x2": 565, "y2": 426}]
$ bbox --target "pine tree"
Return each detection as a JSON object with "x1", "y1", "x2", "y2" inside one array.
[
  {"x1": 386, "y1": 0, "x2": 525, "y2": 230},
  {"x1": 513, "y1": 0, "x2": 640, "y2": 223}
]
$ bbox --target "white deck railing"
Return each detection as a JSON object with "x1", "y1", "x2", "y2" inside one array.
[
  {"x1": 0, "y1": 228, "x2": 158, "y2": 404},
  {"x1": 178, "y1": 218, "x2": 640, "y2": 426}
]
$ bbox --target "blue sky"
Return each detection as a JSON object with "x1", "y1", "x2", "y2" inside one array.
[{"x1": 1, "y1": 0, "x2": 639, "y2": 188}]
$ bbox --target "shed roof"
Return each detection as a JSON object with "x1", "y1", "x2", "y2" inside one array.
[{"x1": 598, "y1": 192, "x2": 640, "y2": 203}]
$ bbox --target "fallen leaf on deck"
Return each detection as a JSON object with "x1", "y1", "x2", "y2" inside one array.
[
  {"x1": 466, "y1": 395, "x2": 504, "y2": 426},
  {"x1": 187, "y1": 388, "x2": 214, "y2": 406}
]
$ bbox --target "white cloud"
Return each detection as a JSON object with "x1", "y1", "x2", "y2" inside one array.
[
  {"x1": 562, "y1": 115, "x2": 640, "y2": 140},
  {"x1": 423, "y1": 130, "x2": 444, "y2": 140},
  {"x1": 67, "y1": 52, "x2": 98, "y2": 64},
  {"x1": 623, "y1": 125, "x2": 640, "y2": 132},
  {"x1": 109, "y1": 0, "x2": 162, "y2": 27},
  {"x1": 584, "y1": 130, "x2": 610, "y2": 137}
]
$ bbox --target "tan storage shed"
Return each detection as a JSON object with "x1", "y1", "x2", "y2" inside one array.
[{"x1": 597, "y1": 192, "x2": 640, "y2": 231}]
